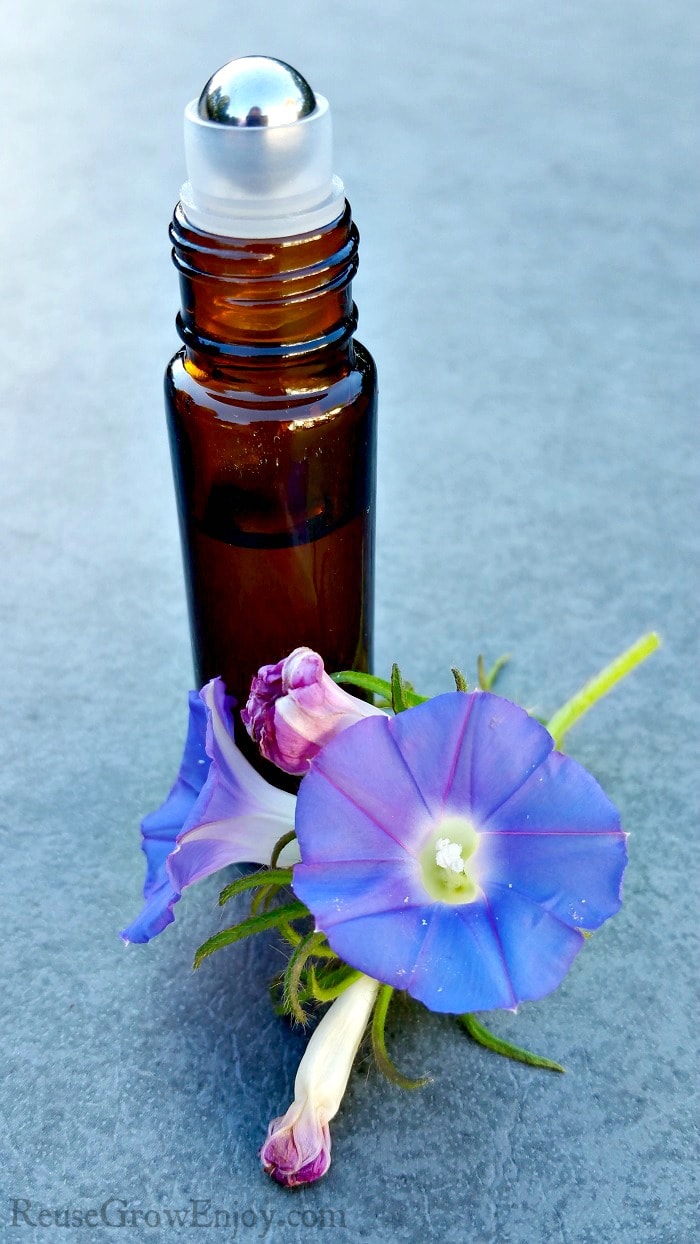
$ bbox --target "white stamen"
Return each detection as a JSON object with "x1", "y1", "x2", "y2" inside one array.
[{"x1": 435, "y1": 837, "x2": 466, "y2": 874}]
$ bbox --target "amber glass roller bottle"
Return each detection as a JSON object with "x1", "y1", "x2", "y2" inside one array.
[{"x1": 164, "y1": 57, "x2": 377, "y2": 762}]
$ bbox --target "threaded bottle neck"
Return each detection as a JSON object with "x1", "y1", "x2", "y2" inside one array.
[{"x1": 170, "y1": 201, "x2": 359, "y2": 369}]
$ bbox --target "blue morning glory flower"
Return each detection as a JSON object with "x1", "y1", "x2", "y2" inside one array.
[
  {"x1": 121, "y1": 679, "x2": 297, "y2": 945},
  {"x1": 293, "y1": 691, "x2": 627, "y2": 1014}
]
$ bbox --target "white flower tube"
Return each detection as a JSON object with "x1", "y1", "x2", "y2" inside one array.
[{"x1": 261, "y1": 974, "x2": 380, "y2": 1186}]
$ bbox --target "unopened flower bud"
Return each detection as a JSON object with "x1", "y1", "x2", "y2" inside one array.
[
  {"x1": 261, "y1": 974, "x2": 379, "y2": 1186},
  {"x1": 242, "y1": 647, "x2": 383, "y2": 775}
]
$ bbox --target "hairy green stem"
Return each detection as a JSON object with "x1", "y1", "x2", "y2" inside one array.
[
  {"x1": 371, "y1": 986, "x2": 430, "y2": 1089},
  {"x1": 284, "y1": 930, "x2": 328, "y2": 1025},
  {"x1": 546, "y1": 631, "x2": 661, "y2": 749}
]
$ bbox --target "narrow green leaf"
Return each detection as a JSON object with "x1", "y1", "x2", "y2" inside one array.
[
  {"x1": 371, "y1": 985, "x2": 430, "y2": 1089},
  {"x1": 250, "y1": 882, "x2": 275, "y2": 916},
  {"x1": 193, "y1": 900, "x2": 309, "y2": 969},
  {"x1": 546, "y1": 631, "x2": 661, "y2": 750},
  {"x1": 331, "y1": 671, "x2": 393, "y2": 698},
  {"x1": 218, "y1": 867, "x2": 293, "y2": 907},
  {"x1": 332, "y1": 667, "x2": 427, "y2": 708},
  {"x1": 478, "y1": 653, "x2": 511, "y2": 691},
  {"x1": 391, "y1": 663, "x2": 408, "y2": 714},
  {"x1": 277, "y1": 919, "x2": 304, "y2": 947},
  {"x1": 486, "y1": 653, "x2": 511, "y2": 690},
  {"x1": 451, "y1": 666, "x2": 468, "y2": 692},
  {"x1": 400, "y1": 680, "x2": 428, "y2": 706},
  {"x1": 459, "y1": 1013, "x2": 564, "y2": 1072}
]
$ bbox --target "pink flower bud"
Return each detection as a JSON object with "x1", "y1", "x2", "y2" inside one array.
[
  {"x1": 242, "y1": 647, "x2": 383, "y2": 775},
  {"x1": 260, "y1": 1101, "x2": 331, "y2": 1188}
]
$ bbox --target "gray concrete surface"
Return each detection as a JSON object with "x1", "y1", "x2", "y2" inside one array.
[{"x1": 1, "y1": 1, "x2": 697, "y2": 1241}]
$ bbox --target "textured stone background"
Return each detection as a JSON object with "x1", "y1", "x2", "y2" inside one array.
[{"x1": 1, "y1": 1, "x2": 697, "y2": 1241}]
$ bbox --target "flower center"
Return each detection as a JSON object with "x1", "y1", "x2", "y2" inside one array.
[{"x1": 420, "y1": 816, "x2": 480, "y2": 905}]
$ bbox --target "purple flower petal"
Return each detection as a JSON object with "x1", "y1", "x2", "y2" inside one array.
[
  {"x1": 166, "y1": 679, "x2": 298, "y2": 892},
  {"x1": 387, "y1": 691, "x2": 478, "y2": 817},
  {"x1": 120, "y1": 692, "x2": 210, "y2": 944},
  {"x1": 310, "y1": 906, "x2": 438, "y2": 991},
  {"x1": 483, "y1": 886, "x2": 584, "y2": 1002},
  {"x1": 477, "y1": 830, "x2": 626, "y2": 930},
  {"x1": 167, "y1": 814, "x2": 299, "y2": 891},
  {"x1": 289, "y1": 760, "x2": 409, "y2": 864},
  {"x1": 292, "y1": 859, "x2": 427, "y2": 926},
  {"x1": 483, "y1": 746, "x2": 622, "y2": 835},
  {"x1": 407, "y1": 902, "x2": 517, "y2": 1012},
  {"x1": 194, "y1": 677, "x2": 295, "y2": 826},
  {"x1": 310, "y1": 715, "x2": 432, "y2": 853},
  {"x1": 440, "y1": 692, "x2": 554, "y2": 821}
]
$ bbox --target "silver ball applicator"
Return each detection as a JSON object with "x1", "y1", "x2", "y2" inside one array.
[
  {"x1": 197, "y1": 56, "x2": 316, "y2": 128},
  {"x1": 182, "y1": 56, "x2": 344, "y2": 238}
]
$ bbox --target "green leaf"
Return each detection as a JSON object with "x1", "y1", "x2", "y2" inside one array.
[
  {"x1": 331, "y1": 671, "x2": 393, "y2": 698},
  {"x1": 277, "y1": 919, "x2": 304, "y2": 947},
  {"x1": 391, "y1": 663, "x2": 408, "y2": 713},
  {"x1": 332, "y1": 667, "x2": 428, "y2": 708},
  {"x1": 546, "y1": 631, "x2": 661, "y2": 750},
  {"x1": 451, "y1": 666, "x2": 468, "y2": 692},
  {"x1": 399, "y1": 682, "x2": 428, "y2": 706},
  {"x1": 218, "y1": 867, "x2": 293, "y2": 907},
  {"x1": 477, "y1": 652, "x2": 511, "y2": 691},
  {"x1": 459, "y1": 1013, "x2": 564, "y2": 1072},
  {"x1": 193, "y1": 900, "x2": 309, "y2": 969},
  {"x1": 371, "y1": 986, "x2": 430, "y2": 1089}
]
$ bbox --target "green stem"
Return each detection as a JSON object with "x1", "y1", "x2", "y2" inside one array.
[
  {"x1": 371, "y1": 986, "x2": 430, "y2": 1089},
  {"x1": 459, "y1": 1014, "x2": 564, "y2": 1072},
  {"x1": 284, "y1": 930, "x2": 328, "y2": 1025},
  {"x1": 308, "y1": 965, "x2": 361, "y2": 1002},
  {"x1": 270, "y1": 829, "x2": 297, "y2": 871},
  {"x1": 546, "y1": 631, "x2": 661, "y2": 749}
]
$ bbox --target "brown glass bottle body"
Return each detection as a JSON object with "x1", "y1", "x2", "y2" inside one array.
[{"x1": 165, "y1": 202, "x2": 377, "y2": 763}]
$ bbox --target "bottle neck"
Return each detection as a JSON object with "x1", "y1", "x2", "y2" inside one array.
[{"x1": 170, "y1": 201, "x2": 359, "y2": 378}]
